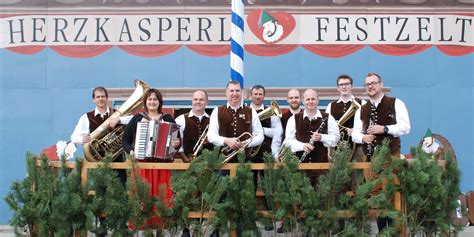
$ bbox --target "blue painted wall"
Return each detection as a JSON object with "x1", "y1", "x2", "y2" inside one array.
[{"x1": 0, "y1": 46, "x2": 472, "y2": 224}]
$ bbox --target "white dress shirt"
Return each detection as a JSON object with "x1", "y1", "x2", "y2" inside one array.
[
  {"x1": 285, "y1": 110, "x2": 340, "y2": 153},
  {"x1": 325, "y1": 95, "x2": 357, "y2": 115},
  {"x1": 352, "y1": 94, "x2": 411, "y2": 144},
  {"x1": 70, "y1": 107, "x2": 131, "y2": 145},
  {"x1": 252, "y1": 104, "x2": 283, "y2": 158},
  {"x1": 175, "y1": 110, "x2": 210, "y2": 153},
  {"x1": 208, "y1": 103, "x2": 264, "y2": 148}
]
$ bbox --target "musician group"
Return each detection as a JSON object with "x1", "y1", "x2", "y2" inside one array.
[{"x1": 71, "y1": 72, "x2": 411, "y2": 233}]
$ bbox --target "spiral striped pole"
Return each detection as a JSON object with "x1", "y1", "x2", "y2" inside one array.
[{"x1": 230, "y1": 0, "x2": 245, "y2": 87}]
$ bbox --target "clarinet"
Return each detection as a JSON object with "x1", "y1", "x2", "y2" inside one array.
[
  {"x1": 367, "y1": 118, "x2": 375, "y2": 156},
  {"x1": 300, "y1": 117, "x2": 327, "y2": 163}
]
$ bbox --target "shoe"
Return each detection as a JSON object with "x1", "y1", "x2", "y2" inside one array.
[
  {"x1": 210, "y1": 230, "x2": 220, "y2": 237},
  {"x1": 264, "y1": 223, "x2": 274, "y2": 231},
  {"x1": 277, "y1": 225, "x2": 285, "y2": 233},
  {"x1": 182, "y1": 228, "x2": 191, "y2": 237}
]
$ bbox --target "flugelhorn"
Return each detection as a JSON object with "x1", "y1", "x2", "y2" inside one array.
[
  {"x1": 249, "y1": 99, "x2": 282, "y2": 158},
  {"x1": 222, "y1": 132, "x2": 254, "y2": 163},
  {"x1": 188, "y1": 124, "x2": 209, "y2": 159}
]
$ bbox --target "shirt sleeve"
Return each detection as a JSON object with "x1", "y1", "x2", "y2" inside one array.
[
  {"x1": 207, "y1": 107, "x2": 225, "y2": 147},
  {"x1": 119, "y1": 115, "x2": 133, "y2": 125},
  {"x1": 122, "y1": 114, "x2": 140, "y2": 154},
  {"x1": 325, "y1": 102, "x2": 332, "y2": 114},
  {"x1": 70, "y1": 114, "x2": 89, "y2": 145},
  {"x1": 351, "y1": 109, "x2": 364, "y2": 144},
  {"x1": 270, "y1": 116, "x2": 283, "y2": 158},
  {"x1": 285, "y1": 115, "x2": 305, "y2": 153},
  {"x1": 175, "y1": 115, "x2": 186, "y2": 152},
  {"x1": 248, "y1": 109, "x2": 264, "y2": 148},
  {"x1": 320, "y1": 114, "x2": 340, "y2": 147},
  {"x1": 387, "y1": 99, "x2": 411, "y2": 137}
]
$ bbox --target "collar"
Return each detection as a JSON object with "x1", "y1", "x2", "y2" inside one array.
[
  {"x1": 337, "y1": 95, "x2": 354, "y2": 104},
  {"x1": 369, "y1": 94, "x2": 384, "y2": 107},
  {"x1": 94, "y1": 107, "x2": 110, "y2": 117},
  {"x1": 188, "y1": 110, "x2": 209, "y2": 118},
  {"x1": 303, "y1": 109, "x2": 322, "y2": 120},
  {"x1": 226, "y1": 102, "x2": 243, "y2": 110},
  {"x1": 251, "y1": 103, "x2": 265, "y2": 111}
]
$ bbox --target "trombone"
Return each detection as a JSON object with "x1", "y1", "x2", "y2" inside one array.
[
  {"x1": 188, "y1": 125, "x2": 209, "y2": 160},
  {"x1": 222, "y1": 132, "x2": 254, "y2": 163}
]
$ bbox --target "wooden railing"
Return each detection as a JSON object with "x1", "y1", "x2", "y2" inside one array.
[{"x1": 39, "y1": 159, "x2": 407, "y2": 236}]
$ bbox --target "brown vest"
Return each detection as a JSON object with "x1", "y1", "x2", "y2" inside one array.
[
  {"x1": 86, "y1": 108, "x2": 115, "y2": 132},
  {"x1": 330, "y1": 98, "x2": 362, "y2": 141},
  {"x1": 294, "y1": 111, "x2": 329, "y2": 162},
  {"x1": 217, "y1": 105, "x2": 253, "y2": 162},
  {"x1": 182, "y1": 113, "x2": 212, "y2": 156},
  {"x1": 360, "y1": 96, "x2": 400, "y2": 156}
]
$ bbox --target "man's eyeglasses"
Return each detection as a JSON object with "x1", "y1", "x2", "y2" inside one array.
[
  {"x1": 337, "y1": 83, "x2": 352, "y2": 87},
  {"x1": 364, "y1": 81, "x2": 380, "y2": 87}
]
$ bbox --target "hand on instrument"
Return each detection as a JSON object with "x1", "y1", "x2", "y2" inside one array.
[
  {"x1": 171, "y1": 138, "x2": 181, "y2": 148},
  {"x1": 367, "y1": 124, "x2": 384, "y2": 135},
  {"x1": 82, "y1": 134, "x2": 91, "y2": 143},
  {"x1": 311, "y1": 132, "x2": 322, "y2": 142},
  {"x1": 362, "y1": 134, "x2": 375, "y2": 144},
  {"x1": 225, "y1": 137, "x2": 242, "y2": 150},
  {"x1": 303, "y1": 143, "x2": 314, "y2": 153},
  {"x1": 108, "y1": 117, "x2": 120, "y2": 128},
  {"x1": 345, "y1": 128, "x2": 353, "y2": 136}
]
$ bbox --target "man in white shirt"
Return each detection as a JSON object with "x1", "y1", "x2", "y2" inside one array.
[
  {"x1": 175, "y1": 90, "x2": 212, "y2": 162},
  {"x1": 71, "y1": 87, "x2": 128, "y2": 146},
  {"x1": 208, "y1": 80, "x2": 264, "y2": 162},
  {"x1": 285, "y1": 89, "x2": 339, "y2": 185},
  {"x1": 351, "y1": 72, "x2": 411, "y2": 232},
  {"x1": 249, "y1": 84, "x2": 282, "y2": 161},
  {"x1": 352, "y1": 72, "x2": 411, "y2": 159}
]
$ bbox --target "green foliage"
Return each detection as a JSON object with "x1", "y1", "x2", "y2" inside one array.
[
  {"x1": 173, "y1": 148, "x2": 228, "y2": 236},
  {"x1": 398, "y1": 147, "x2": 463, "y2": 236},
  {"x1": 303, "y1": 143, "x2": 353, "y2": 236},
  {"x1": 85, "y1": 154, "x2": 130, "y2": 236},
  {"x1": 5, "y1": 153, "x2": 40, "y2": 236},
  {"x1": 49, "y1": 157, "x2": 87, "y2": 237},
  {"x1": 219, "y1": 154, "x2": 258, "y2": 235},
  {"x1": 127, "y1": 156, "x2": 157, "y2": 236}
]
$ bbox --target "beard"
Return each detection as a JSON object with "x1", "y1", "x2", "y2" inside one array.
[{"x1": 263, "y1": 22, "x2": 284, "y2": 43}]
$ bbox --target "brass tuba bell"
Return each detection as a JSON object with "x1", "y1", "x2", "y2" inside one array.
[
  {"x1": 337, "y1": 99, "x2": 361, "y2": 132},
  {"x1": 249, "y1": 99, "x2": 282, "y2": 158},
  {"x1": 83, "y1": 80, "x2": 149, "y2": 162}
]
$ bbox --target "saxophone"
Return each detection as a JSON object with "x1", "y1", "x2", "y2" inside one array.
[{"x1": 83, "y1": 80, "x2": 149, "y2": 162}]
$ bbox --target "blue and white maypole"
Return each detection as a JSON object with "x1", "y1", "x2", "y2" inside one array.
[{"x1": 230, "y1": 0, "x2": 245, "y2": 87}]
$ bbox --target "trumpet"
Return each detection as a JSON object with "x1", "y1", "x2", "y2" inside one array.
[
  {"x1": 249, "y1": 99, "x2": 282, "y2": 158},
  {"x1": 222, "y1": 132, "x2": 254, "y2": 163},
  {"x1": 300, "y1": 117, "x2": 327, "y2": 163},
  {"x1": 189, "y1": 125, "x2": 209, "y2": 159}
]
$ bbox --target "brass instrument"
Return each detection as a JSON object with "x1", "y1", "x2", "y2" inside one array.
[
  {"x1": 222, "y1": 132, "x2": 254, "y2": 163},
  {"x1": 189, "y1": 124, "x2": 209, "y2": 159},
  {"x1": 300, "y1": 117, "x2": 327, "y2": 163},
  {"x1": 83, "y1": 80, "x2": 149, "y2": 162},
  {"x1": 249, "y1": 99, "x2": 282, "y2": 158},
  {"x1": 337, "y1": 99, "x2": 361, "y2": 133}
]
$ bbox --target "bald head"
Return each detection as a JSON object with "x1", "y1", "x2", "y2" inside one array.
[
  {"x1": 287, "y1": 88, "x2": 301, "y2": 111},
  {"x1": 191, "y1": 90, "x2": 208, "y2": 115},
  {"x1": 302, "y1": 89, "x2": 319, "y2": 113}
]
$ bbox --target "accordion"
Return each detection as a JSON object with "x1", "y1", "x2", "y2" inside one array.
[{"x1": 133, "y1": 120, "x2": 179, "y2": 161}]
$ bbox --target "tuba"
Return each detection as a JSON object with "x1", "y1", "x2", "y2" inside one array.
[
  {"x1": 83, "y1": 80, "x2": 149, "y2": 162},
  {"x1": 249, "y1": 100, "x2": 282, "y2": 158}
]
